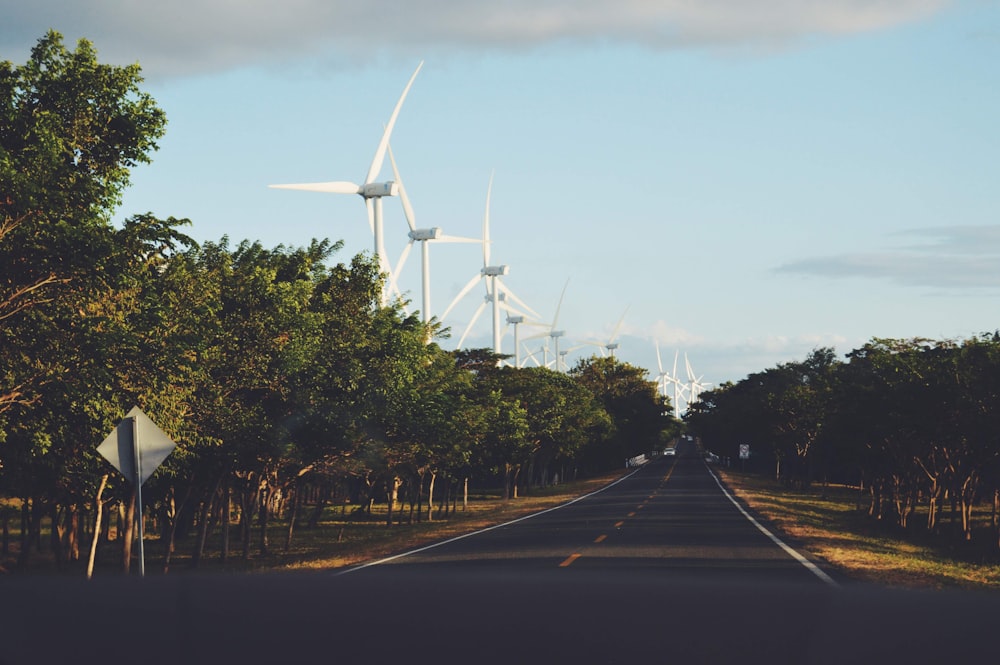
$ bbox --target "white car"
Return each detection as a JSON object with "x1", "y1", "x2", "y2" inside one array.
[{"x1": 664, "y1": 447, "x2": 676, "y2": 457}]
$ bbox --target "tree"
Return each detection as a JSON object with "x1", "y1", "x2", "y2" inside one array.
[
  {"x1": 569, "y1": 356, "x2": 675, "y2": 464},
  {"x1": 1, "y1": 30, "x2": 166, "y2": 414}
]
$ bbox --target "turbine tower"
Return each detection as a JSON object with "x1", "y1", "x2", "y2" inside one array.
[
  {"x1": 385, "y1": 144, "x2": 479, "y2": 323},
  {"x1": 441, "y1": 174, "x2": 537, "y2": 354},
  {"x1": 269, "y1": 62, "x2": 424, "y2": 303}
]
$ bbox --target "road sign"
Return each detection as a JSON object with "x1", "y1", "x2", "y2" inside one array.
[
  {"x1": 97, "y1": 406, "x2": 176, "y2": 485},
  {"x1": 739, "y1": 444, "x2": 750, "y2": 460},
  {"x1": 96, "y1": 406, "x2": 176, "y2": 577}
]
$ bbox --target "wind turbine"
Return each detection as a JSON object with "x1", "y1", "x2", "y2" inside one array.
[
  {"x1": 441, "y1": 174, "x2": 538, "y2": 354},
  {"x1": 685, "y1": 354, "x2": 712, "y2": 407},
  {"x1": 525, "y1": 279, "x2": 570, "y2": 371},
  {"x1": 501, "y1": 314, "x2": 547, "y2": 368},
  {"x1": 385, "y1": 144, "x2": 480, "y2": 323},
  {"x1": 269, "y1": 62, "x2": 424, "y2": 302},
  {"x1": 582, "y1": 306, "x2": 629, "y2": 358},
  {"x1": 654, "y1": 341, "x2": 672, "y2": 400}
]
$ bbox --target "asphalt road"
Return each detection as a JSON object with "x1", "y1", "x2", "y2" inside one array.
[
  {"x1": 354, "y1": 439, "x2": 835, "y2": 584},
  {"x1": 3, "y1": 442, "x2": 999, "y2": 664}
]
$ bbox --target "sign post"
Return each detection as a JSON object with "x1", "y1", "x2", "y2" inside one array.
[
  {"x1": 97, "y1": 406, "x2": 176, "y2": 576},
  {"x1": 739, "y1": 444, "x2": 750, "y2": 471}
]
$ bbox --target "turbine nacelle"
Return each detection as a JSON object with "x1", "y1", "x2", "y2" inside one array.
[
  {"x1": 550, "y1": 330, "x2": 566, "y2": 338},
  {"x1": 507, "y1": 315, "x2": 524, "y2": 324},
  {"x1": 409, "y1": 227, "x2": 442, "y2": 241},
  {"x1": 362, "y1": 181, "x2": 399, "y2": 198},
  {"x1": 482, "y1": 265, "x2": 509, "y2": 277}
]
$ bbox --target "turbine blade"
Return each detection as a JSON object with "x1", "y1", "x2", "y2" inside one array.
[
  {"x1": 269, "y1": 181, "x2": 361, "y2": 194},
  {"x1": 441, "y1": 273, "x2": 482, "y2": 321},
  {"x1": 609, "y1": 306, "x2": 629, "y2": 343},
  {"x1": 387, "y1": 143, "x2": 416, "y2": 232},
  {"x1": 392, "y1": 239, "x2": 415, "y2": 286},
  {"x1": 436, "y1": 234, "x2": 481, "y2": 244},
  {"x1": 656, "y1": 341, "x2": 664, "y2": 374},
  {"x1": 483, "y1": 172, "x2": 494, "y2": 267},
  {"x1": 457, "y1": 301, "x2": 487, "y2": 348},
  {"x1": 365, "y1": 197, "x2": 375, "y2": 237},
  {"x1": 366, "y1": 61, "x2": 424, "y2": 185},
  {"x1": 495, "y1": 281, "x2": 540, "y2": 320},
  {"x1": 551, "y1": 278, "x2": 570, "y2": 328}
]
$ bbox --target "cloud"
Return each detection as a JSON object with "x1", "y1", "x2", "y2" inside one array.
[
  {"x1": 2, "y1": 0, "x2": 950, "y2": 79},
  {"x1": 775, "y1": 225, "x2": 1000, "y2": 289}
]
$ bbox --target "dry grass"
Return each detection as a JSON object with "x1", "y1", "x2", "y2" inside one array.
[{"x1": 716, "y1": 468, "x2": 1000, "y2": 590}]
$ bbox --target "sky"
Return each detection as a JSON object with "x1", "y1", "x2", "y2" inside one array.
[{"x1": 4, "y1": 1, "x2": 1000, "y2": 402}]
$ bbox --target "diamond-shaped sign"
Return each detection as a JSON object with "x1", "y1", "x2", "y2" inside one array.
[{"x1": 97, "y1": 406, "x2": 176, "y2": 485}]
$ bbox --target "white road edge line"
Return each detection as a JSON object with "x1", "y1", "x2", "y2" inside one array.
[
  {"x1": 334, "y1": 466, "x2": 646, "y2": 576},
  {"x1": 706, "y1": 465, "x2": 840, "y2": 588}
]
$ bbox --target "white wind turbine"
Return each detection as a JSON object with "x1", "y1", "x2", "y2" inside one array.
[
  {"x1": 440, "y1": 174, "x2": 538, "y2": 354},
  {"x1": 654, "y1": 341, "x2": 672, "y2": 401},
  {"x1": 525, "y1": 279, "x2": 570, "y2": 371},
  {"x1": 385, "y1": 144, "x2": 480, "y2": 323},
  {"x1": 582, "y1": 306, "x2": 629, "y2": 358},
  {"x1": 663, "y1": 348, "x2": 690, "y2": 416},
  {"x1": 685, "y1": 354, "x2": 712, "y2": 407},
  {"x1": 500, "y1": 314, "x2": 547, "y2": 368},
  {"x1": 269, "y1": 62, "x2": 424, "y2": 303}
]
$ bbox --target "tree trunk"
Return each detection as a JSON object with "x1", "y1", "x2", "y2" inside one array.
[
  {"x1": 463, "y1": 477, "x2": 469, "y2": 512},
  {"x1": 427, "y1": 471, "x2": 437, "y2": 523},
  {"x1": 386, "y1": 476, "x2": 402, "y2": 527},
  {"x1": 258, "y1": 481, "x2": 270, "y2": 556},
  {"x1": 1, "y1": 505, "x2": 8, "y2": 556},
  {"x1": 221, "y1": 476, "x2": 231, "y2": 563},
  {"x1": 86, "y1": 475, "x2": 109, "y2": 579},
  {"x1": 67, "y1": 504, "x2": 80, "y2": 563},
  {"x1": 191, "y1": 480, "x2": 218, "y2": 569},
  {"x1": 284, "y1": 485, "x2": 300, "y2": 552}
]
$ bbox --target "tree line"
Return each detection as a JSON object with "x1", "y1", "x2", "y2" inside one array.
[
  {"x1": 1, "y1": 32, "x2": 677, "y2": 573},
  {"x1": 687, "y1": 339, "x2": 1000, "y2": 550}
]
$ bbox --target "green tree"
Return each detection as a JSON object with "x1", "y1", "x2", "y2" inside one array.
[
  {"x1": 1, "y1": 31, "x2": 166, "y2": 414},
  {"x1": 569, "y1": 356, "x2": 674, "y2": 465}
]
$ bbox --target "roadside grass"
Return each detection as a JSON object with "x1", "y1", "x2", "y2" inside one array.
[
  {"x1": 716, "y1": 467, "x2": 1000, "y2": 590},
  {"x1": 1, "y1": 471, "x2": 624, "y2": 577}
]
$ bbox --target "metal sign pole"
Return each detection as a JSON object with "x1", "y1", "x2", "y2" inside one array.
[{"x1": 131, "y1": 416, "x2": 145, "y2": 577}]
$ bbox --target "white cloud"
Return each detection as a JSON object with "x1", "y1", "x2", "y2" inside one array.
[{"x1": 2, "y1": 0, "x2": 951, "y2": 79}]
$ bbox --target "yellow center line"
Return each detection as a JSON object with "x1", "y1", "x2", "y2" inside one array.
[
  {"x1": 614, "y1": 520, "x2": 624, "y2": 528},
  {"x1": 627, "y1": 511, "x2": 636, "y2": 517},
  {"x1": 559, "y1": 553, "x2": 582, "y2": 567},
  {"x1": 594, "y1": 534, "x2": 607, "y2": 543}
]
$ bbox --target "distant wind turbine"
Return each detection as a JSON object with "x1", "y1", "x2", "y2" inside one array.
[
  {"x1": 583, "y1": 306, "x2": 629, "y2": 358},
  {"x1": 441, "y1": 173, "x2": 538, "y2": 354},
  {"x1": 685, "y1": 354, "x2": 712, "y2": 408},
  {"x1": 269, "y1": 62, "x2": 424, "y2": 303},
  {"x1": 525, "y1": 279, "x2": 570, "y2": 371}
]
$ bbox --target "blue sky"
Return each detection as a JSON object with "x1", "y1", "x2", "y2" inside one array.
[{"x1": 4, "y1": 1, "x2": 999, "y2": 396}]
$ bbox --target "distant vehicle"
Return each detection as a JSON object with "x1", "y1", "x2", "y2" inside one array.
[
  {"x1": 664, "y1": 447, "x2": 676, "y2": 457},
  {"x1": 704, "y1": 451, "x2": 719, "y2": 463}
]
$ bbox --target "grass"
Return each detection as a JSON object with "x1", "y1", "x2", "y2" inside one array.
[{"x1": 715, "y1": 468, "x2": 1000, "y2": 590}]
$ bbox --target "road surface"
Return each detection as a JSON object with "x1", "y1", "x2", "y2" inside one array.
[{"x1": 3, "y1": 441, "x2": 998, "y2": 664}]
